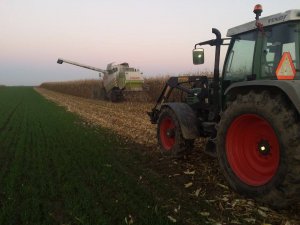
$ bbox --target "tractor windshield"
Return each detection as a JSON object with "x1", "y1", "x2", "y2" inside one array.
[
  {"x1": 261, "y1": 22, "x2": 300, "y2": 79},
  {"x1": 223, "y1": 32, "x2": 257, "y2": 81}
]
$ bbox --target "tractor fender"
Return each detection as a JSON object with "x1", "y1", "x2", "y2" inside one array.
[
  {"x1": 162, "y1": 102, "x2": 199, "y2": 139},
  {"x1": 224, "y1": 80, "x2": 300, "y2": 114}
]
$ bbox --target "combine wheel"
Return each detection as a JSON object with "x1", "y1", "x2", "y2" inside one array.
[
  {"x1": 100, "y1": 88, "x2": 108, "y2": 100},
  {"x1": 217, "y1": 91, "x2": 300, "y2": 208},
  {"x1": 157, "y1": 107, "x2": 194, "y2": 158},
  {"x1": 110, "y1": 90, "x2": 118, "y2": 102},
  {"x1": 110, "y1": 89, "x2": 123, "y2": 102}
]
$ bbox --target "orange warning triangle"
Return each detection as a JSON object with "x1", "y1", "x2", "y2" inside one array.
[{"x1": 276, "y1": 52, "x2": 296, "y2": 80}]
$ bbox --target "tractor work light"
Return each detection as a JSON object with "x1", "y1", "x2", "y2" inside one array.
[{"x1": 253, "y1": 4, "x2": 263, "y2": 19}]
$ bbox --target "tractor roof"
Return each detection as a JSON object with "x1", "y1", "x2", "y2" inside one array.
[{"x1": 227, "y1": 9, "x2": 300, "y2": 37}]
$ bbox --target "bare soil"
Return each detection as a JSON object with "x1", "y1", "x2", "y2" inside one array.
[{"x1": 36, "y1": 88, "x2": 300, "y2": 225}]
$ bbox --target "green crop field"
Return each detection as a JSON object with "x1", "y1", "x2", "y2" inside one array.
[
  {"x1": 0, "y1": 87, "x2": 182, "y2": 225},
  {"x1": 1, "y1": 87, "x2": 298, "y2": 225}
]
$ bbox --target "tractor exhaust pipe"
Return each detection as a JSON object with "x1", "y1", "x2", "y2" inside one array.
[
  {"x1": 193, "y1": 28, "x2": 224, "y2": 120},
  {"x1": 212, "y1": 28, "x2": 221, "y2": 85},
  {"x1": 212, "y1": 28, "x2": 222, "y2": 118}
]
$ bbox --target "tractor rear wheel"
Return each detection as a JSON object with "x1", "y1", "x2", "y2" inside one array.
[
  {"x1": 157, "y1": 107, "x2": 194, "y2": 158},
  {"x1": 217, "y1": 91, "x2": 300, "y2": 208}
]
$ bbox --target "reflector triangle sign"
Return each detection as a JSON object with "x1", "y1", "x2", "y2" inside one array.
[{"x1": 276, "y1": 52, "x2": 296, "y2": 80}]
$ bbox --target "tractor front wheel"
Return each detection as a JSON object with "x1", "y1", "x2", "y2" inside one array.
[
  {"x1": 217, "y1": 91, "x2": 300, "y2": 208},
  {"x1": 157, "y1": 107, "x2": 194, "y2": 158}
]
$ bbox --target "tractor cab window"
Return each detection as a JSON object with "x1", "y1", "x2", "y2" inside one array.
[
  {"x1": 223, "y1": 32, "x2": 257, "y2": 81},
  {"x1": 261, "y1": 22, "x2": 300, "y2": 79}
]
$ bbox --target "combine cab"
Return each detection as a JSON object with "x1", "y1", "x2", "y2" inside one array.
[{"x1": 57, "y1": 58, "x2": 144, "y2": 102}]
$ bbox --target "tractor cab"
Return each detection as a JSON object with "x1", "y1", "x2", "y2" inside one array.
[
  {"x1": 192, "y1": 7, "x2": 300, "y2": 113},
  {"x1": 224, "y1": 10, "x2": 300, "y2": 83},
  {"x1": 194, "y1": 9, "x2": 300, "y2": 85}
]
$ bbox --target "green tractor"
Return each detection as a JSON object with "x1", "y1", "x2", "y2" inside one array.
[{"x1": 148, "y1": 5, "x2": 300, "y2": 208}]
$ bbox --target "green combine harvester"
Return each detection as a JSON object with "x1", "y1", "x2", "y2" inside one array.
[{"x1": 57, "y1": 58, "x2": 144, "y2": 102}]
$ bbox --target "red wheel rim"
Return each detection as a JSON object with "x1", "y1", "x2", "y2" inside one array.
[
  {"x1": 226, "y1": 114, "x2": 280, "y2": 186},
  {"x1": 160, "y1": 117, "x2": 175, "y2": 150}
]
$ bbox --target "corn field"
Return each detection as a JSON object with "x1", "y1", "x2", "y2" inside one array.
[{"x1": 40, "y1": 72, "x2": 213, "y2": 103}]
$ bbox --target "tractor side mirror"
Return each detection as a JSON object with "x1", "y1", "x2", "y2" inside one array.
[{"x1": 193, "y1": 48, "x2": 204, "y2": 65}]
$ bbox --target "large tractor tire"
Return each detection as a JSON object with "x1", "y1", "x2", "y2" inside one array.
[
  {"x1": 157, "y1": 107, "x2": 194, "y2": 158},
  {"x1": 217, "y1": 91, "x2": 300, "y2": 208}
]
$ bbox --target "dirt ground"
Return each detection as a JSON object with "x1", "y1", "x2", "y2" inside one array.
[{"x1": 36, "y1": 88, "x2": 300, "y2": 225}]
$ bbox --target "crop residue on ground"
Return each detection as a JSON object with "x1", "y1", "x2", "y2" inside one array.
[{"x1": 36, "y1": 87, "x2": 300, "y2": 225}]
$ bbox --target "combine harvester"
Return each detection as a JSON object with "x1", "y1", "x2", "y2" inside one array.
[
  {"x1": 57, "y1": 58, "x2": 145, "y2": 102},
  {"x1": 149, "y1": 5, "x2": 300, "y2": 208}
]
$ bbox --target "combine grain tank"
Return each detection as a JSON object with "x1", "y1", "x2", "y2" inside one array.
[{"x1": 57, "y1": 58, "x2": 144, "y2": 102}]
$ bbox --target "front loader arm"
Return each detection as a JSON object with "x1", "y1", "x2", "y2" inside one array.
[{"x1": 148, "y1": 76, "x2": 208, "y2": 124}]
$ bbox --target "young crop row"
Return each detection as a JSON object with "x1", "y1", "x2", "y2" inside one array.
[{"x1": 0, "y1": 87, "x2": 179, "y2": 225}]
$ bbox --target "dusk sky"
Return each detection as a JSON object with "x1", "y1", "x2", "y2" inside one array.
[{"x1": 0, "y1": 0, "x2": 299, "y2": 86}]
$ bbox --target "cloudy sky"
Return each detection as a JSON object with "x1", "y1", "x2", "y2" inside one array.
[{"x1": 0, "y1": 0, "x2": 299, "y2": 85}]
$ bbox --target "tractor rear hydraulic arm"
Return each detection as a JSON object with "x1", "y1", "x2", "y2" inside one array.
[{"x1": 147, "y1": 76, "x2": 208, "y2": 124}]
